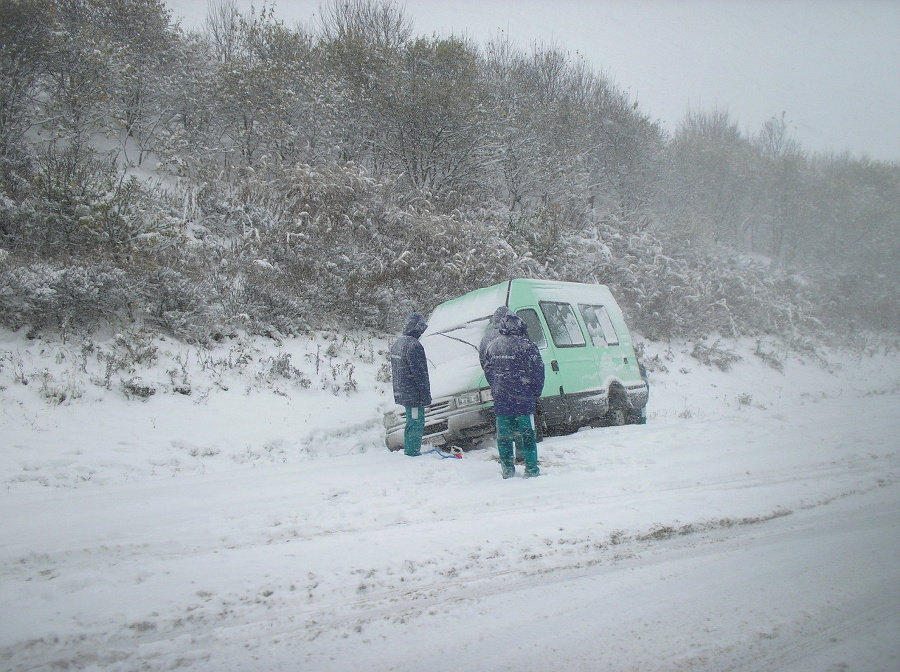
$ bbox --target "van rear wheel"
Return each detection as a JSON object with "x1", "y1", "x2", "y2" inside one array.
[
  {"x1": 605, "y1": 407, "x2": 627, "y2": 426},
  {"x1": 604, "y1": 386, "x2": 630, "y2": 427}
]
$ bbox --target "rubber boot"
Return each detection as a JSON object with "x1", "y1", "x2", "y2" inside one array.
[
  {"x1": 404, "y1": 406, "x2": 425, "y2": 456},
  {"x1": 495, "y1": 416, "x2": 516, "y2": 478},
  {"x1": 521, "y1": 414, "x2": 540, "y2": 478}
]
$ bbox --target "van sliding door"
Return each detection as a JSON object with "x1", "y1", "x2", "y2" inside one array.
[
  {"x1": 538, "y1": 301, "x2": 602, "y2": 424},
  {"x1": 515, "y1": 307, "x2": 566, "y2": 428}
]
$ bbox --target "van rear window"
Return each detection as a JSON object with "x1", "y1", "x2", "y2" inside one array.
[
  {"x1": 539, "y1": 302, "x2": 586, "y2": 348},
  {"x1": 579, "y1": 304, "x2": 619, "y2": 346}
]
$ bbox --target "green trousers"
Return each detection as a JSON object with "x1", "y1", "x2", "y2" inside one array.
[
  {"x1": 496, "y1": 414, "x2": 539, "y2": 478},
  {"x1": 404, "y1": 406, "x2": 425, "y2": 456}
]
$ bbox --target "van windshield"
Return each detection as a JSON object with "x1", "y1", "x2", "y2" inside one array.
[{"x1": 421, "y1": 318, "x2": 490, "y2": 367}]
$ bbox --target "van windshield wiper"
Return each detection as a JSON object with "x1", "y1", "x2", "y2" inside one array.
[{"x1": 434, "y1": 332, "x2": 479, "y2": 351}]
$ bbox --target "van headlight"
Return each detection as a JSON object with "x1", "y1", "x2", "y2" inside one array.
[{"x1": 455, "y1": 390, "x2": 482, "y2": 408}]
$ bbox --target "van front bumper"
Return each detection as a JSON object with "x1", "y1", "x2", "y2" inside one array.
[{"x1": 384, "y1": 398, "x2": 494, "y2": 451}]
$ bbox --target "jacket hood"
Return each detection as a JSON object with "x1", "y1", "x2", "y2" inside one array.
[
  {"x1": 491, "y1": 305, "x2": 513, "y2": 325},
  {"x1": 497, "y1": 312, "x2": 527, "y2": 336},
  {"x1": 402, "y1": 312, "x2": 428, "y2": 338}
]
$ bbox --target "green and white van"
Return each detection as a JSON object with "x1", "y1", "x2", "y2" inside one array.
[{"x1": 384, "y1": 279, "x2": 649, "y2": 450}]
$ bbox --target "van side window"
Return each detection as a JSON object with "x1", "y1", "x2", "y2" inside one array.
[
  {"x1": 579, "y1": 304, "x2": 620, "y2": 346},
  {"x1": 539, "y1": 302, "x2": 586, "y2": 348},
  {"x1": 515, "y1": 309, "x2": 547, "y2": 349}
]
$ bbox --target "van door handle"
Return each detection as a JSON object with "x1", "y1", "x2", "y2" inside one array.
[{"x1": 551, "y1": 360, "x2": 559, "y2": 372}]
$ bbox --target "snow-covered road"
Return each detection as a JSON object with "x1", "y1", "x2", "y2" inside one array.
[{"x1": 1, "y1": 334, "x2": 897, "y2": 671}]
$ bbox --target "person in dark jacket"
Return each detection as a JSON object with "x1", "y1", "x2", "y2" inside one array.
[
  {"x1": 390, "y1": 312, "x2": 432, "y2": 456},
  {"x1": 478, "y1": 305, "x2": 513, "y2": 372},
  {"x1": 483, "y1": 312, "x2": 545, "y2": 478},
  {"x1": 479, "y1": 306, "x2": 522, "y2": 461}
]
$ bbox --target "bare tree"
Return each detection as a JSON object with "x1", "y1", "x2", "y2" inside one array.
[
  {"x1": 0, "y1": 0, "x2": 52, "y2": 198},
  {"x1": 318, "y1": 0, "x2": 412, "y2": 51},
  {"x1": 664, "y1": 108, "x2": 756, "y2": 247},
  {"x1": 374, "y1": 35, "x2": 494, "y2": 196},
  {"x1": 204, "y1": 0, "x2": 240, "y2": 63}
]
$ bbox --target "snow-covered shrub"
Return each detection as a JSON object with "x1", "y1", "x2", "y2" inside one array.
[
  {"x1": 231, "y1": 266, "x2": 313, "y2": 337},
  {"x1": 690, "y1": 341, "x2": 742, "y2": 371},
  {"x1": 112, "y1": 332, "x2": 159, "y2": 367},
  {"x1": 754, "y1": 341, "x2": 785, "y2": 372},
  {"x1": 82, "y1": 332, "x2": 160, "y2": 389},
  {"x1": 6, "y1": 144, "x2": 175, "y2": 254},
  {"x1": 0, "y1": 261, "x2": 134, "y2": 333},
  {"x1": 140, "y1": 266, "x2": 222, "y2": 343},
  {"x1": 375, "y1": 360, "x2": 391, "y2": 384},
  {"x1": 192, "y1": 162, "x2": 525, "y2": 331},
  {"x1": 261, "y1": 353, "x2": 311, "y2": 388},
  {"x1": 122, "y1": 376, "x2": 156, "y2": 399},
  {"x1": 33, "y1": 369, "x2": 84, "y2": 405}
]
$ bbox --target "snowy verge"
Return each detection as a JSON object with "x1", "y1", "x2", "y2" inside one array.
[{"x1": 1, "y1": 328, "x2": 894, "y2": 492}]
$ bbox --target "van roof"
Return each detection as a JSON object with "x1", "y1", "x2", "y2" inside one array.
[{"x1": 424, "y1": 279, "x2": 615, "y2": 335}]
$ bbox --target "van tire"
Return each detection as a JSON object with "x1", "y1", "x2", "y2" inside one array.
[{"x1": 605, "y1": 386, "x2": 628, "y2": 426}]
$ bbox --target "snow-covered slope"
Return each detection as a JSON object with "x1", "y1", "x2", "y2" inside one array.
[{"x1": 1, "y1": 329, "x2": 897, "y2": 671}]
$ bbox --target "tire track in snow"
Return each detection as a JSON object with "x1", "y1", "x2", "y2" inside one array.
[{"x1": 13, "y1": 481, "x2": 891, "y2": 672}]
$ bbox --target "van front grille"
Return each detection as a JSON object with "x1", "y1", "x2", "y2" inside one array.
[
  {"x1": 427, "y1": 400, "x2": 451, "y2": 414},
  {"x1": 425, "y1": 400, "x2": 452, "y2": 425},
  {"x1": 424, "y1": 421, "x2": 449, "y2": 436}
]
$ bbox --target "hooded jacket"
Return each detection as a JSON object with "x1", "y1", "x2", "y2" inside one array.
[
  {"x1": 478, "y1": 305, "x2": 513, "y2": 372},
  {"x1": 483, "y1": 313, "x2": 545, "y2": 416},
  {"x1": 390, "y1": 312, "x2": 432, "y2": 407}
]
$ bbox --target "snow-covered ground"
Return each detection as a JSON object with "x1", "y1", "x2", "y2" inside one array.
[{"x1": 1, "y1": 328, "x2": 898, "y2": 671}]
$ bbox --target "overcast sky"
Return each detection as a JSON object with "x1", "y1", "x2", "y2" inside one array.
[{"x1": 165, "y1": 0, "x2": 900, "y2": 162}]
